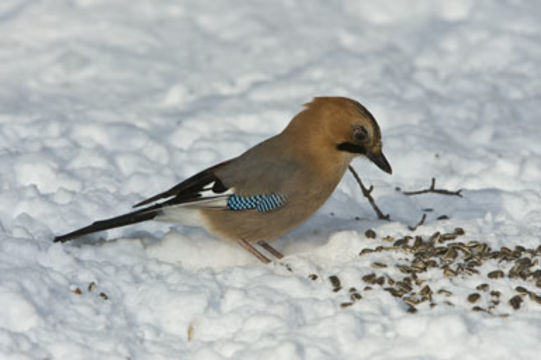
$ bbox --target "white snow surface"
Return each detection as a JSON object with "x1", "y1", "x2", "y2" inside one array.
[{"x1": 1, "y1": 0, "x2": 541, "y2": 359}]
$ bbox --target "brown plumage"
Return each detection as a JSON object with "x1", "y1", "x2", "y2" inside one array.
[{"x1": 54, "y1": 97, "x2": 392, "y2": 263}]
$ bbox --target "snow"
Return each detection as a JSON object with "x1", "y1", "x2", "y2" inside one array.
[{"x1": 1, "y1": 0, "x2": 541, "y2": 359}]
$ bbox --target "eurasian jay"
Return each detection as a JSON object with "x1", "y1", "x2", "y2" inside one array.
[{"x1": 54, "y1": 97, "x2": 392, "y2": 263}]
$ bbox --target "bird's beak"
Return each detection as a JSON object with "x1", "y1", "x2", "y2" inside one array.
[{"x1": 367, "y1": 151, "x2": 392, "y2": 174}]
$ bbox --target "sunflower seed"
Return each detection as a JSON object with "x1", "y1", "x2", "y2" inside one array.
[
  {"x1": 437, "y1": 289, "x2": 452, "y2": 296},
  {"x1": 515, "y1": 286, "x2": 530, "y2": 296},
  {"x1": 476, "y1": 284, "x2": 490, "y2": 291},
  {"x1": 488, "y1": 270, "x2": 505, "y2": 279},
  {"x1": 362, "y1": 273, "x2": 376, "y2": 284},
  {"x1": 365, "y1": 229, "x2": 377, "y2": 239},
  {"x1": 467, "y1": 293, "x2": 481, "y2": 303},
  {"x1": 509, "y1": 295, "x2": 523, "y2": 310},
  {"x1": 329, "y1": 275, "x2": 341, "y2": 292},
  {"x1": 359, "y1": 248, "x2": 374, "y2": 255}
]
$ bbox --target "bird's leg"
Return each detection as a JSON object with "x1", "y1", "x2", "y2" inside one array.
[
  {"x1": 258, "y1": 241, "x2": 284, "y2": 259},
  {"x1": 238, "y1": 238, "x2": 271, "y2": 263}
]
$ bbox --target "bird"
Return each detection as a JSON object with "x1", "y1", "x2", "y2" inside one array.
[{"x1": 54, "y1": 97, "x2": 392, "y2": 263}]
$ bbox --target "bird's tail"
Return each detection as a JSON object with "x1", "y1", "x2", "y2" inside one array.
[{"x1": 53, "y1": 204, "x2": 164, "y2": 243}]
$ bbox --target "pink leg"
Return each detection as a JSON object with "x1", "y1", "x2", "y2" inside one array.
[
  {"x1": 238, "y1": 239, "x2": 271, "y2": 263},
  {"x1": 258, "y1": 241, "x2": 284, "y2": 259}
]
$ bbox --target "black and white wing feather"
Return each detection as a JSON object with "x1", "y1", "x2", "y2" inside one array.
[
  {"x1": 133, "y1": 160, "x2": 233, "y2": 208},
  {"x1": 54, "y1": 161, "x2": 234, "y2": 243}
]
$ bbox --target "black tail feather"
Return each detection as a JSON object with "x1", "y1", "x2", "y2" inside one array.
[{"x1": 54, "y1": 205, "x2": 164, "y2": 243}]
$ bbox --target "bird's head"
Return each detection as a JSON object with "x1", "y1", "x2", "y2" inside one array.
[{"x1": 292, "y1": 97, "x2": 392, "y2": 174}]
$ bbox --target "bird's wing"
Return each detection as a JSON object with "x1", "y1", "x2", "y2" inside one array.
[
  {"x1": 133, "y1": 159, "x2": 234, "y2": 208},
  {"x1": 134, "y1": 152, "x2": 295, "y2": 213}
]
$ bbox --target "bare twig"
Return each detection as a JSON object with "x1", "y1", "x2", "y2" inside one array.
[
  {"x1": 408, "y1": 213, "x2": 427, "y2": 231},
  {"x1": 402, "y1": 178, "x2": 462, "y2": 197},
  {"x1": 348, "y1": 165, "x2": 391, "y2": 221}
]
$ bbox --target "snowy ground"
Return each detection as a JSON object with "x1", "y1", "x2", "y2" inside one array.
[{"x1": 1, "y1": 0, "x2": 541, "y2": 359}]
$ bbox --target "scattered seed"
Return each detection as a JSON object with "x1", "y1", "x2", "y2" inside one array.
[
  {"x1": 529, "y1": 293, "x2": 541, "y2": 305},
  {"x1": 88, "y1": 282, "x2": 96, "y2": 292},
  {"x1": 340, "y1": 302, "x2": 353, "y2": 309},
  {"x1": 385, "y1": 287, "x2": 404, "y2": 298},
  {"x1": 397, "y1": 265, "x2": 414, "y2": 274},
  {"x1": 488, "y1": 270, "x2": 505, "y2": 279},
  {"x1": 406, "y1": 306, "x2": 418, "y2": 313},
  {"x1": 467, "y1": 293, "x2": 481, "y2": 303},
  {"x1": 352, "y1": 231, "x2": 541, "y2": 314},
  {"x1": 403, "y1": 296, "x2": 421, "y2": 306},
  {"x1": 308, "y1": 274, "x2": 318, "y2": 281},
  {"x1": 365, "y1": 229, "x2": 376, "y2": 239},
  {"x1": 442, "y1": 247, "x2": 458, "y2": 260},
  {"x1": 515, "y1": 286, "x2": 530, "y2": 296},
  {"x1": 99, "y1": 292, "x2": 109, "y2": 300},
  {"x1": 476, "y1": 284, "x2": 489, "y2": 291},
  {"x1": 396, "y1": 281, "x2": 413, "y2": 293},
  {"x1": 411, "y1": 260, "x2": 427, "y2": 272},
  {"x1": 437, "y1": 289, "x2": 452, "y2": 296},
  {"x1": 362, "y1": 273, "x2": 376, "y2": 284},
  {"x1": 329, "y1": 276, "x2": 341, "y2": 292},
  {"x1": 429, "y1": 232, "x2": 441, "y2": 244},
  {"x1": 419, "y1": 285, "x2": 432, "y2": 299},
  {"x1": 364, "y1": 286, "x2": 373, "y2": 291},
  {"x1": 509, "y1": 295, "x2": 523, "y2": 310},
  {"x1": 359, "y1": 248, "x2": 374, "y2": 255},
  {"x1": 72, "y1": 288, "x2": 82, "y2": 295},
  {"x1": 394, "y1": 238, "x2": 409, "y2": 247},
  {"x1": 472, "y1": 306, "x2": 487, "y2": 312},
  {"x1": 516, "y1": 257, "x2": 532, "y2": 268},
  {"x1": 441, "y1": 233, "x2": 458, "y2": 241},
  {"x1": 443, "y1": 267, "x2": 457, "y2": 278},
  {"x1": 437, "y1": 215, "x2": 449, "y2": 221}
]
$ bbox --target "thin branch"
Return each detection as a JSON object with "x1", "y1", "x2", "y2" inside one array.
[
  {"x1": 402, "y1": 178, "x2": 463, "y2": 197},
  {"x1": 348, "y1": 165, "x2": 391, "y2": 221},
  {"x1": 408, "y1": 213, "x2": 427, "y2": 231}
]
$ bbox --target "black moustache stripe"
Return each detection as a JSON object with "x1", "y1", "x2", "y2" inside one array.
[{"x1": 336, "y1": 142, "x2": 366, "y2": 154}]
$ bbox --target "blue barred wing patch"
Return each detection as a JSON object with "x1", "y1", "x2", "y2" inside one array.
[{"x1": 227, "y1": 193, "x2": 287, "y2": 212}]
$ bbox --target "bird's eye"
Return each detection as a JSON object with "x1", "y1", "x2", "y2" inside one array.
[{"x1": 353, "y1": 127, "x2": 368, "y2": 141}]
